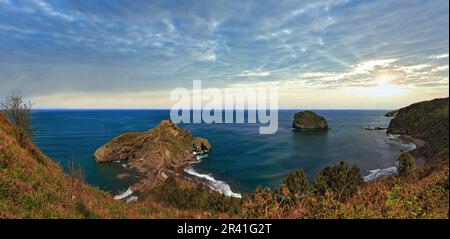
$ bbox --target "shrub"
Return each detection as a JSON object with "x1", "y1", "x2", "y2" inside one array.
[
  {"x1": 242, "y1": 186, "x2": 280, "y2": 218},
  {"x1": 156, "y1": 177, "x2": 242, "y2": 215},
  {"x1": 283, "y1": 170, "x2": 309, "y2": 197},
  {"x1": 312, "y1": 161, "x2": 363, "y2": 201},
  {"x1": 398, "y1": 152, "x2": 416, "y2": 177}
]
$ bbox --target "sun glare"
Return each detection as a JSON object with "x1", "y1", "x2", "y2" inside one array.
[
  {"x1": 342, "y1": 75, "x2": 404, "y2": 97},
  {"x1": 376, "y1": 75, "x2": 392, "y2": 85}
]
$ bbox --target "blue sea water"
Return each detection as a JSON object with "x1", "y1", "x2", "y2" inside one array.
[{"x1": 30, "y1": 110, "x2": 412, "y2": 195}]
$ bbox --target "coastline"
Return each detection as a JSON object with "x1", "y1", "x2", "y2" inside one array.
[
  {"x1": 180, "y1": 151, "x2": 242, "y2": 198},
  {"x1": 364, "y1": 133, "x2": 426, "y2": 182},
  {"x1": 183, "y1": 166, "x2": 242, "y2": 198},
  {"x1": 180, "y1": 132, "x2": 429, "y2": 193},
  {"x1": 398, "y1": 135, "x2": 427, "y2": 166}
]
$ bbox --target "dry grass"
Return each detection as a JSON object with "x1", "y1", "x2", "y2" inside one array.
[{"x1": 0, "y1": 113, "x2": 203, "y2": 219}]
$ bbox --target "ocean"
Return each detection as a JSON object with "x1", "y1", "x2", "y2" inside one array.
[{"x1": 31, "y1": 110, "x2": 415, "y2": 197}]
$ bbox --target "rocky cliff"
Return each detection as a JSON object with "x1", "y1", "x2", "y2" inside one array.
[
  {"x1": 387, "y1": 97, "x2": 449, "y2": 161},
  {"x1": 384, "y1": 109, "x2": 399, "y2": 118},
  {"x1": 94, "y1": 120, "x2": 211, "y2": 191},
  {"x1": 292, "y1": 111, "x2": 329, "y2": 130}
]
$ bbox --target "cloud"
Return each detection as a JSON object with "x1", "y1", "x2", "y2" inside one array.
[
  {"x1": 428, "y1": 53, "x2": 449, "y2": 59},
  {"x1": 398, "y1": 64, "x2": 431, "y2": 73},
  {"x1": 0, "y1": 0, "x2": 448, "y2": 108},
  {"x1": 239, "y1": 69, "x2": 271, "y2": 77},
  {"x1": 350, "y1": 59, "x2": 397, "y2": 75},
  {"x1": 432, "y1": 65, "x2": 449, "y2": 72},
  {"x1": 32, "y1": 0, "x2": 75, "y2": 21}
]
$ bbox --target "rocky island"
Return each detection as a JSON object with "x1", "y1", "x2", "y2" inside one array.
[
  {"x1": 292, "y1": 111, "x2": 329, "y2": 130},
  {"x1": 94, "y1": 120, "x2": 211, "y2": 192}
]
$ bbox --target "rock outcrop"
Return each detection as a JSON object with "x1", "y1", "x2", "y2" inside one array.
[
  {"x1": 94, "y1": 120, "x2": 211, "y2": 191},
  {"x1": 384, "y1": 109, "x2": 399, "y2": 118},
  {"x1": 364, "y1": 126, "x2": 388, "y2": 131},
  {"x1": 292, "y1": 111, "x2": 329, "y2": 130},
  {"x1": 387, "y1": 97, "x2": 449, "y2": 161}
]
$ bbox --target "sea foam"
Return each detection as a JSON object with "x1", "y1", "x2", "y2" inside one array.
[
  {"x1": 364, "y1": 134, "x2": 416, "y2": 182},
  {"x1": 184, "y1": 166, "x2": 242, "y2": 198},
  {"x1": 385, "y1": 134, "x2": 417, "y2": 151},
  {"x1": 363, "y1": 166, "x2": 398, "y2": 182},
  {"x1": 114, "y1": 187, "x2": 134, "y2": 200}
]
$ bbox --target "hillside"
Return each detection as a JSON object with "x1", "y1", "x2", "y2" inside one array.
[
  {"x1": 239, "y1": 163, "x2": 448, "y2": 219},
  {"x1": 387, "y1": 97, "x2": 449, "y2": 161},
  {"x1": 0, "y1": 113, "x2": 207, "y2": 219}
]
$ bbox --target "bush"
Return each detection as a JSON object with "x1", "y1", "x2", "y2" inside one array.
[
  {"x1": 156, "y1": 177, "x2": 242, "y2": 215},
  {"x1": 398, "y1": 152, "x2": 416, "y2": 177},
  {"x1": 312, "y1": 161, "x2": 363, "y2": 201},
  {"x1": 242, "y1": 186, "x2": 280, "y2": 218},
  {"x1": 283, "y1": 170, "x2": 309, "y2": 197}
]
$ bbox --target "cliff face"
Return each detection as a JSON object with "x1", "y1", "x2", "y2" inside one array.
[
  {"x1": 292, "y1": 111, "x2": 329, "y2": 130},
  {"x1": 94, "y1": 121, "x2": 211, "y2": 191},
  {"x1": 387, "y1": 97, "x2": 449, "y2": 161}
]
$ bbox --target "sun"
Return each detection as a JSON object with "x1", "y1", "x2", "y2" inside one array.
[
  {"x1": 376, "y1": 75, "x2": 392, "y2": 86},
  {"x1": 343, "y1": 74, "x2": 403, "y2": 97}
]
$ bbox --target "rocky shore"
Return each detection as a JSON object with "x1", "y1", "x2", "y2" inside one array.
[
  {"x1": 397, "y1": 135, "x2": 427, "y2": 166},
  {"x1": 386, "y1": 97, "x2": 449, "y2": 164},
  {"x1": 384, "y1": 109, "x2": 399, "y2": 118},
  {"x1": 94, "y1": 120, "x2": 211, "y2": 194}
]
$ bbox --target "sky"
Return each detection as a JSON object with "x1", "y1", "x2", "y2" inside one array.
[{"x1": 0, "y1": 0, "x2": 448, "y2": 109}]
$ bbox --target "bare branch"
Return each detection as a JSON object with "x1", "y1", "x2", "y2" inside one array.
[{"x1": 1, "y1": 90, "x2": 34, "y2": 138}]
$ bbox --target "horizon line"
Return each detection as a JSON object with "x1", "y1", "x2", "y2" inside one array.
[{"x1": 31, "y1": 108, "x2": 396, "y2": 111}]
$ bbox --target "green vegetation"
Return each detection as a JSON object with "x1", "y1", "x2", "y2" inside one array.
[
  {"x1": 155, "y1": 177, "x2": 242, "y2": 215},
  {"x1": 387, "y1": 97, "x2": 449, "y2": 161},
  {"x1": 313, "y1": 161, "x2": 363, "y2": 201},
  {"x1": 238, "y1": 163, "x2": 449, "y2": 218},
  {"x1": 398, "y1": 152, "x2": 416, "y2": 177},
  {"x1": 283, "y1": 170, "x2": 309, "y2": 196},
  {"x1": 240, "y1": 161, "x2": 365, "y2": 218},
  {"x1": 242, "y1": 186, "x2": 280, "y2": 218}
]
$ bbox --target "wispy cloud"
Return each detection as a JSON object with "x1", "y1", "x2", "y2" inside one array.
[
  {"x1": 428, "y1": 53, "x2": 449, "y2": 59},
  {"x1": 0, "y1": 0, "x2": 448, "y2": 108}
]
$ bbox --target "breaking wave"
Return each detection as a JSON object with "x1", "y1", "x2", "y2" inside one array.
[
  {"x1": 184, "y1": 166, "x2": 242, "y2": 198},
  {"x1": 363, "y1": 166, "x2": 398, "y2": 182},
  {"x1": 114, "y1": 187, "x2": 134, "y2": 200},
  {"x1": 365, "y1": 134, "x2": 417, "y2": 182},
  {"x1": 385, "y1": 134, "x2": 417, "y2": 151}
]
